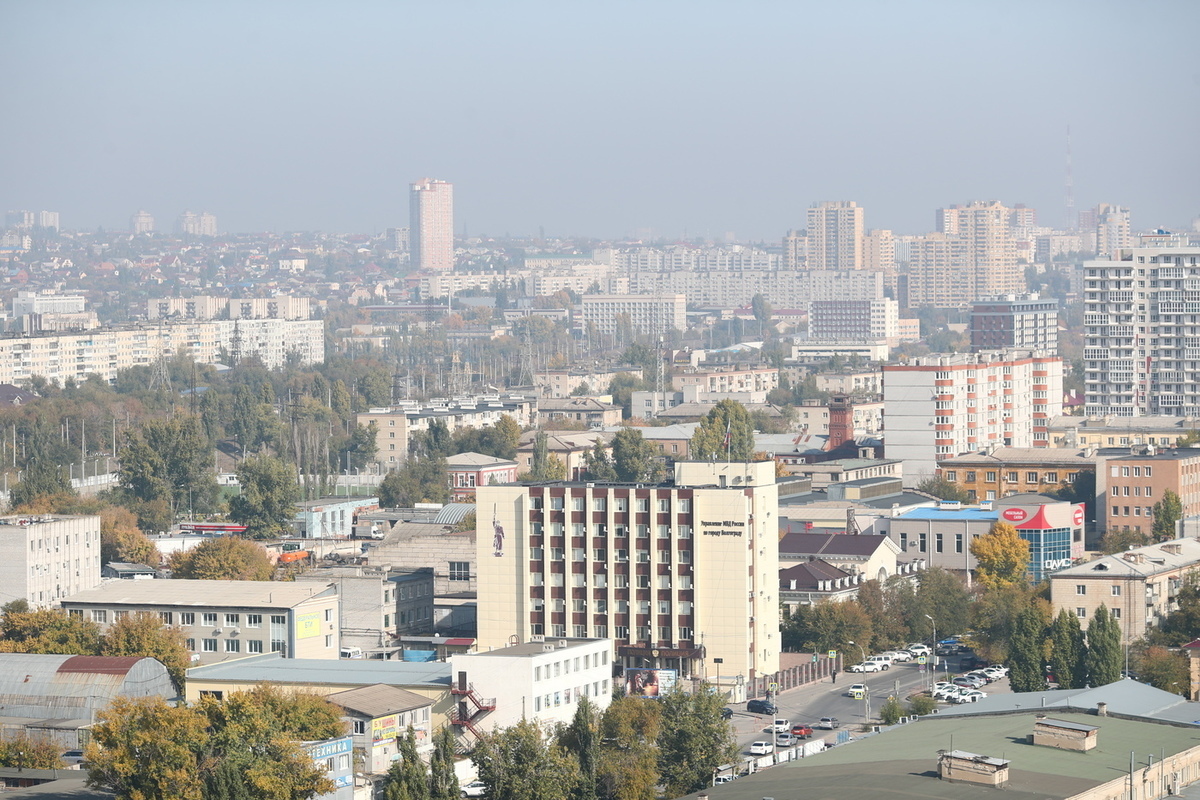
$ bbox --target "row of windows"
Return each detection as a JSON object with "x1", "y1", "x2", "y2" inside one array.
[
  {"x1": 29, "y1": 533, "x2": 92, "y2": 551},
  {"x1": 1076, "y1": 607, "x2": 1121, "y2": 619},
  {"x1": 943, "y1": 470, "x2": 1073, "y2": 484},
  {"x1": 78, "y1": 609, "x2": 287, "y2": 627},
  {"x1": 1111, "y1": 485, "x2": 1154, "y2": 497},
  {"x1": 188, "y1": 637, "x2": 273, "y2": 654},
  {"x1": 1076, "y1": 584, "x2": 1122, "y2": 596},
  {"x1": 533, "y1": 651, "x2": 609, "y2": 681},
  {"x1": 1112, "y1": 506, "x2": 1154, "y2": 517},
  {"x1": 531, "y1": 496, "x2": 690, "y2": 513},
  {"x1": 1111, "y1": 465, "x2": 1154, "y2": 477},
  {"x1": 899, "y1": 531, "x2": 966, "y2": 554},
  {"x1": 532, "y1": 681, "x2": 610, "y2": 711},
  {"x1": 530, "y1": 572, "x2": 689, "y2": 589}
]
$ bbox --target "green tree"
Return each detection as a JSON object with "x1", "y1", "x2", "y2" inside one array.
[
  {"x1": 915, "y1": 476, "x2": 973, "y2": 503},
  {"x1": 855, "y1": 579, "x2": 910, "y2": 651},
  {"x1": 781, "y1": 600, "x2": 873, "y2": 654},
  {"x1": 0, "y1": 733, "x2": 64, "y2": 768},
  {"x1": 559, "y1": 697, "x2": 600, "y2": 800},
  {"x1": 0, "y1": 606, "x2": 101, "y2": 655},
  {"x1": 1152, "y1": 489, "x2": 1184, "y2": 542},
  {"x1": 581, "y1": 442, "x2": 618, "y2": 482},
  {"x1": 118, "y1": 415, "x2": 219, "y2": 517},
  {"x1": 1085, "y1": 604, "x2": 1123, "y2": 686},
  {"x1": 383, "y1": 726, "x2": 429, "y2": 800},
  {"x1": 358, "y1": 369, "x2": 393, "y2": 408},
  {"x1": 750, "y1": 293, "x2": 772, "y2": 327},
  {"x1": 473, "y1": 718, "x2": 580, "y2": 800},
  {"x1": 969, "y1": 583, "x2": 1035, "y2": 664},
  {"x1": 689, "y1": 400, "x2": 755, "y2": 462},
  {"x1": 229, "y1": 454, "x2": 301, "y2": 539},
  {"x1": 1008, "y1": 603, "x2": 1049, "y2": 692},
  {"x1": 610, "y1": 428, "x2": 665, "y2": 483},
  {"x1": 86, "y1": 696, "x2": 211, "y2": 800},
  {"x1": 907, "y1": 694, "x2": 937, "y2": 717},
  {"x1": 879, "y1": 695, "x2": 904, "y2": 725},
  {"x1": 100, "y1": 611, "x2": 191, "y2": 690},
  {"x1": 970, "y1": 521, "x2": 1030, "y2": 589},
  {"x1": 1153, "y1": 574, "x2": 1200, "y2": 646},
  {"x1": 343, "y1": 423, "x2": 379, "y2": 470},
  {"x1": 598, "y1": 697, "x2": 661, "y2": 800},
  {"x1": 914, "y1": 569, "x2": 971, "y2": 640},
  {"x1": 1136, "y1": 646, "x2": 1189, "y2": 694},
  {"x1": 1100, "y1": 528, "x2": 1150, "y2": 555},
  {"x1": 656, "y1": 686, "x2": 738, "y2": 797},
  {"x1": 168, "y1": 537, "x2": 275, "y2": 581},
  {"x1": 607, "y1": 374, "x2": 655, "y2": 419},
  {"x1": 100, "y1": 506, "x2": 162, "y2": 567},
  {"x1": 1049, "y1": 609, "x2": 1086, "y2": 689},
  {"x1": 528, "y1": 431, "x2": 567, "y2": 481},
  {"x1": 429, "y1": 726, "x2": 459, "y2": 800},
  {"x1": 377, "y1": 458, "x2": 451, "y2": 508}
]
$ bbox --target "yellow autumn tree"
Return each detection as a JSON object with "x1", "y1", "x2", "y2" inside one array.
[{"x1": 970, "y1": 521, "x2": 1030, "y2": 589}]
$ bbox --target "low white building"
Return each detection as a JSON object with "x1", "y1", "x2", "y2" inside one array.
[{"x1": 449, "y1": 638, "x2": 613, "y2": 738}]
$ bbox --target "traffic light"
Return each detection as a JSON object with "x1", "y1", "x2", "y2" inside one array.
[{"x1": 811, "y1": 653, "x2": 818, "y2": 663}]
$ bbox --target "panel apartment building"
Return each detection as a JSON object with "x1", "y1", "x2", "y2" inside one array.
[
  {"x1": 580, "y1": 294, "x2": 686, "y2": 339},
  {"x1": 0, "y1": 515, "x2": 101, "y2": 608},
  {"x1": 476, "y1": 461, "x2": 780, "y2": 681},
  {"x1": 884, "y1": 351, "x2": 1064, "y2": 485},
  {"x1": 1083, "y1": 245, "x2": 1200, "y2": 416}
]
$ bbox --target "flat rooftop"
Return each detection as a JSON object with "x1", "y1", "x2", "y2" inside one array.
[
  {"x1": 187, "y1": 653, "x2": 452, "y2": 688},
  {"x1": 62, "y1": 579, "x2": 334, "y2": 608},
  {"x1": 464, "y1": 638, "x2": 604, "y2": 658}
]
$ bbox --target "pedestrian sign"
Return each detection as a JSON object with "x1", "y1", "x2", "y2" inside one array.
[
  {"x1": 917, "y1": 655, "x2": 927, "y2": 664},
  {"x1": 827, "y1": 650, "x2": 837, "y2": 659},
  {"x1": 769, "y1": 682, "x2": 779, "y2": 692}
]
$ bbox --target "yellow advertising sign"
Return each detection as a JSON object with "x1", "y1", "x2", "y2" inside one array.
[
  {"x1": 296, "y1": 611, "x2": 321, "y2": 640},
  {"x1": 371, "y1": 714, "x2": 399, "y2": 742}
]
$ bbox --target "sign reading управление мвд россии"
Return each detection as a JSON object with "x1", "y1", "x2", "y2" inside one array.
[{"x1": 700, "y1": 520, "x2": 744, "y2": 536}]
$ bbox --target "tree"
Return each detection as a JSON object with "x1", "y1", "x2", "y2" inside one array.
[
  {"x1": 1100, "y1": 528, "x2": 1149, "y2": 555},
  {"x1": 100, "y1": 611, "x2": 191, "y2": 690},
  {"x1": 118, "y1": 415, "x2": 219, "y2": 517},
  {"x1": 970, "y1": 583, "x2": 1037, "y2": 664},
  {"x1": 344, "y1": 423, "x2": 379, "y2": 470},
  {"x1": 750, "y1": 293, "x2": 772, "y2": 327},
  {"x1": 970, "y1": 521, "x2": 1030, "y2": 589},
  {"x1": 1152, "y1": 574, "x2": 1200, "y2": 646},
  {"x1": 0, "y1": 606, "x2": 101, "y2": 655},
  {"x1": 914, "y1": 569, "x2": 971, "y2": 640},
  {"x1": 86, "y1": 696, "x2": 211, "y2": 800},
  {"x1": 528, "y1": 431, "x2": 567, "y2": 481},
  {"x1": 915, "y1": 476, "x2": 972, "y2": 503},
  {"x1": 781, "y1": 600, "x2": 873, "y2": 654},
  {"x1": 907, "y1": 694, "x2": 937, "y2": 717},
  {"x1": 598, "y1": 697, "x2": 661, "y2": 800},
  {"x1": 855, "y1": 579, "x2": 909, "y2": 651},
  {"x1": 100, "y1": 506, "x2": 162, "y2": 567},
  {"x1": 1008, "y1": 603, "x2": 1049, "y2": 692},
  {"x1": 689, "y1": 400, "x2": 755, "y2": 462},
  {"x1": 378, "y1": 458, "x2": 451, "y2": 508},
  {"x1": 168, "y1": 537, "x2": 275, "y2": 581},
  {"x1": 581, "y1": 442, "x2": 618, "y2": 482},
  {"x1": 1085, "y1": 604, "x2": 1123, "y2": 686},
  {"x1": 559, "y1": 697, "x2": 600, "y2": 800},
  {"x1": 879, "y1": 695, "x2": 904, "y2": 725},
  {"x1": 610, "y1": 429, "x2": 665, "y2": 483},
  {"x1": 383, "y1": 727, "x2": 429, "y2": 800},
  {"x1": 229, "y1": 454, "x2": 301, "y2": 539},
  {"x1": 1137, "y1": 646, "x2": 1189, "y2": 694},
  {"x1": 607, "y1": 374, "x2": 655, "y2": 419},
  {"x1": 472, "y1": 718, "x2": 580, "y2": 800},
  {"x1": 0, "y1": 733, "x2": 64, "y2": 768},
  {"x1": 1049, "y1": 609, "x2": 1086, "y2": 689},
  {"x1": 428, "y1": 726, "x2": 459, "y2": 800},
  {"x1": 656, "y1": 686, "x2": 738, "y2": 797},
  {"x1": 1152, "y1": 489, "x2": 1184, "y2": 542}
]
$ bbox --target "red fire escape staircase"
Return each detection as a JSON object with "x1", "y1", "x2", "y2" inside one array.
[{"x1": 450, "y1": 679, "x2": 496, "y2": 739}]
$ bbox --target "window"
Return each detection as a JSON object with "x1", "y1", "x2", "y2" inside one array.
[
  {"x1": 225, "y1": 639, "x2": 241, "y2": 653},
  {"x1": 247, "y1": 614, "x2": 262, "y2": 628},
  {"x1": 657, "y1": 498, "x2": 670, "y2": 513},
  {"x1": 225, "y1": 613, "x2": 240, "y2": 626},
  {"x1": 1112, "y1": 608, "x2": 1121, "y2": 619},
  {"x1": 1111, "y1": 585, "x2": 1122, "y2": 596},
  {"x1": 325, "y1": 634, "x2": 333, "y2": 647},
  {"x1": 965, "y1": 471, "x2": 976, "y2": 482},
  {"x1": 248, "y1": 640, "x2": 263, "y2": 654},
  {"x1": 918, "y1": 532, "x2": 927, "y2": 552},
  {"x1": 678, "y1": 498, "x2": 690, "y2": 512},
  {"x1": 1076, "y1": 585, "x2": 1087, "y2": 595},
  {"x1": 92, "y1": 610, "x2": 107, "y2": 623},
  {"x1": 185, "y1": 638, "x2": 195, "y2": 650},
  {"x1": 180, "y1": 612, "x2": 195, "y2": 625},
  {"x1": 159, "y1": 611, "x2": 173, "y2": 625},
  {"x1": 203, "y1": 613, "x2": 218, "y2": 627},
  {"x1": 1027, "y1": 471, "x2": 1038, "y2": 483},
  {"x1": 203, "y1": 638, "x2": 217, "y2": 652},
  {"x1": 955, "y1": 533, "x2": 964, "y2": 553},
  {"x1": 985, "y1": 471, "x2": 996, "y2": 483},
  {"x1": 1076, "y1": 608, "x2": 1087, "y2": 618},
  {"x1": 550, "y1": 496, "x2": 564, "y2": 510},
  {"x1": 1145, "y1": 466, "x2": 1153, "y2": 477},
  {"x1": 636, "y1": 498, "x2": 649, "y2": 512},
  {"x1": 935, "y1": 533, "x2": 943, "y2": 553},
  {"x1": 944, "y1": 471, "x2": 957, "y2": 482},
  {"x1": 353, "y1": 719, "x2": 366, "y2": 735}
]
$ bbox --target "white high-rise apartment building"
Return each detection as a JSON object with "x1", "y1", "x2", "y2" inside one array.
[
  {"x1": 580, "y1": 294, "x2": 686, "y2": 339},
  {"x1": 1094, "y1": 204, "x2": 1132, "y2": 257},
  {"x1": 410, "y1": 178, "x2": 454, "y2": 271},
  {"x1": 933, "y1": 200, "x2": 1022, "y2": 302},
  {"x1": 476, "y1": 461, "x2": 780, "y2": 681},
  {"x1": 131, "y1": 210, "x2": 155, "y2": 234},
  {"x1": 176, "y1": 211, "x2": 217, "y2": 236},
  {"x1": 807, "y1": 201, "x2": 864, "y2": 270},
  {"x1": 1083, "y1": 245, "x2": 1200, "y2": 417},
  {"x1": 884, "y1": 350, "x2": 1063, "y2": 484}
]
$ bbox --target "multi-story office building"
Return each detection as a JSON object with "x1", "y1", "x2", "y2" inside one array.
[
  {"x1": 176, "y1": 211, "x2": 217, "y2": 237},
  {"x1": 970, "y1": 294, "x2": 1059, "y2": 353},
  {"x1": 883, "y1": 351, "x2": 1064, "y2": 484},
  {"x1": 410, "y1": 178, "x2": 454, "y2": 271},
  {"x1": 1083, "y1": 245, "x2": 1200, "y2": 417},
  {"x1": 62, "y1": 579, "x2": 341, "y2": 664},
  {"x1": 1094, "y1": 203, "x2": 1132, "y2": 257},
  {"x1": 130, "y1": 210, "x2": 155, "y2": 234},
  {"x1": 476, "y1": 461, "x2": 780, "y2": 681},
  {"x1": 580, "y1": 294, "x2": 686, "y2": 339},
  {"x1": 0, "y1": 515, "x2": 102, "y2": 608},
  {"x1": 1100, "y1": 448, "x2": 1200, "y2": 537},
  {"x1": 809, "y1": 298, "x2": 899, "y2": 343},
  {"x1": 807, "y1": 201, "x2": 864, "y2": 271}
]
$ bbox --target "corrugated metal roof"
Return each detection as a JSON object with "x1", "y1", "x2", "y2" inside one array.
[
  {"x1": 58, "y1": 655, "x2": 141, "y2": 676},
  {"x1": 326, "y1": 683, "x2": 432, "y2": 717},
  {"x1": 433, "y1": 503, "x2": 476, "y2": 525},
  {"x1": 0, "y1": 654, "x2": 176, "y2": 723}
]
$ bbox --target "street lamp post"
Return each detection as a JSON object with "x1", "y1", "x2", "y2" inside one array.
[
  {"x1": 846, "y1": 640, "x2": 866, "y2": 666},
  {"x1": 925, "y1": 614, "x2": 936, "y2": 690}
]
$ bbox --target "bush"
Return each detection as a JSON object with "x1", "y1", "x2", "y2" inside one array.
[
  {"x1": 908, "y1": 694, "x2": 937, "y2": 717},
  {"x1": 879, "y1": 695, "x2": 904, "y2": 726}
]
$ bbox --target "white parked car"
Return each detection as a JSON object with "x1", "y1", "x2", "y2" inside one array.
[
  {"x1": 906, "y1": 643, "x2": 931, "y2": 656},
  {"x1": 983, "y1": 665, "x2": 1009, "y2": 679},
  {"x1": 886, "y1": 650, "x2": 913, "y2": 662},
  {"x1": 954, "y1": 690, "x2": 987, "y2": 704},
  {"x1": 748, "y1": 741, "x2": 774, "y2": 755},
  {"x1": 461, "y1": 781, "x2": 488, "y2": 798},
  {"x1": 848, "y1": 661, "x2": 882, "y2": 673}
]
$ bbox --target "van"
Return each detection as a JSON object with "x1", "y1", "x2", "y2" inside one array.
[
  {"x1": 866, "y1": 655, "x2": 891, "y2": 670},
  {"x1": 339, "y1": 646, "x2": 364, "y2": 659}
]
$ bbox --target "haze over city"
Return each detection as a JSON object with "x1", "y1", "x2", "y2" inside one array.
[{"x1": 3, "y1": 0, "x2": 1198, "y2": 239}]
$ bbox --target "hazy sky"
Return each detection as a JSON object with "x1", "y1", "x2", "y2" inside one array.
[{"x1": 3, "y1": 1, "x2": 1198, "y2": 240}]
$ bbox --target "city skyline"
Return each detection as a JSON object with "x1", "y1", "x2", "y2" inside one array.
[{"x1": 2, "y1": 1, "x2": 1197, "y2": 239}]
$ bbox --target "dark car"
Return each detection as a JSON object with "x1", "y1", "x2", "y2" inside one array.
[
  {"x1": 720, "y1": 707, "x2": 734, "y2": 720},
  {"x1": 746, "y1": 699, "x2": 777, "y2": 715}
]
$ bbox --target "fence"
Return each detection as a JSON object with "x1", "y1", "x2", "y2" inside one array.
[{"x1": 746, "y1": 653, "x2": 844, "y2": 699}]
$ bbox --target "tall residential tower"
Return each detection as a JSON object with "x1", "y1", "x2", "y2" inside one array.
[
  {"x1": 410, "y1": 178, "x2": 454, "y2": 272},
  {"x1": 806, "y1": 201, "x2": 864, "y2": 271}
]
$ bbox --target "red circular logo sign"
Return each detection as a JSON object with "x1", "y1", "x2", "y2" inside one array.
[
  {"x1": 1001, "y1": 507, "x2": 1027, "y2": 523},
  {"x1": 1073, "y1": 506, "x2": 1085, "y2": 526}
]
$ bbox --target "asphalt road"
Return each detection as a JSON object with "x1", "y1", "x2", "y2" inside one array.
[{"x1": 726, "y1": 655, "x2": 1011, "y2": 755}]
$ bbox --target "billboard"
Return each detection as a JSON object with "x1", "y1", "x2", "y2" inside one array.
[
  {"x1": 296, "y1": 611, "x2": 322, "y2": 640},
  {"x1": 624, "y1": 668, "x2": 677, "y2": 698}
]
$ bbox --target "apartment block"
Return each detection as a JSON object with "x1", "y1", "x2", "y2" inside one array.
[
  {"x1": 1094, "y1": 203, "x2": 1132, "y2": 257},
  {"x1": 61, "y1": 580, "x2": 341, "y2": 664},
  {"x1": 809, "y1": 298, "x2": 899, "y2": 343},
  {"x1": 807, "y1": 201, "x2": 864, "y2": 271},
  {"x1": 1049, "y1": 538, "x2": 1200, "y2": 644},
  {"x1": 0, "y1": 515, "x2": 101, "y2": 608},
  {"x1": 537, "y1": 365, "x2": 643, "y2": 399},
  {"x1": 410, "y1": 178, "x2": 454, "y2": 271},
  {"x1": 883, "y1": 351, "x2": 1064, "y2": 485},
  {"x1": 970, "y1": 294, "x2": 1059, "y2": 354},
  {"x1": 1083, "y1": 245, "x2": 1200, "y2": 417},
  {"x1": 672, "y1": 364, "x2": 778, "y2": 394},
  {"x1": 1049, "y1": 415, "x2": 1200, "y2": 449},
  {"x1": 1101, "y1": 448, "x2": 1200, "y2": 536},
  {"x1": 176, "y1": 211, "x2": 217, "y2": 236},
  {"x1": 938, "y1": 447, "x2": 1096, "y2": 503},
  {"x1": 580, "y1": 294, "x2": 686, "y2": 338},
  {"x1": 475, "y1": 461, "x2": 780, "y2": 681},
  {"x1": 624, "y1": 268, "x2": 884, "y2": 309},
  {"x1": 130, "y1": 210, "x2": 155, "y2": 234},
  {"x1": 356, "y1": 396, "x2": 535, "y2": 469}
]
